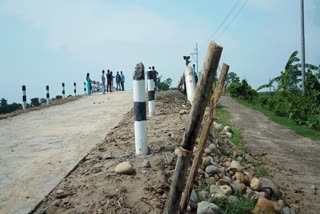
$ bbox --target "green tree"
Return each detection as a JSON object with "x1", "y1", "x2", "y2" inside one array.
[
  {"x1": 1, "y1": 98, "x2": 8, "y2": 107},
  {"x1": 226, "y1": 72, "x2": 240, "y2": 84},
  {"x1": 157, "y1": 75, "x2": 172, "y2": 91}
]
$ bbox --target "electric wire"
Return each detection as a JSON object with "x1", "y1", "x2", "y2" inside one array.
[{"x1": 208, "y1": 0, "x2": 242, "y2": 40}]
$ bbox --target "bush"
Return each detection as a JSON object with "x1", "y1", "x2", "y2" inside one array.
[
  {"x1": 0, "y1": 98, "x2": 22, "y2": 114},
  {"x1": 157, "y1": 76, "x2": 172, "y2": 91},
  {"x1": 56, "y1": 95, "x2": 63, "y2": 100},
  {"x1": 228, "y1": 80, "x2": 257, "y2": 102},
  {"x1": 30, "y1": 98, "x2": 41, "y2": 107},
  {"x1": 40, "y1": 98, "x2": 47, "y2": 104}
]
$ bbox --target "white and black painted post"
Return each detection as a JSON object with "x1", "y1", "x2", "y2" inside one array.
[
  {"x1": 84, "y1": 82, "x2": 86, "y2": 94},
  {"x1": 147, "y1": 70, "x2": 156, "y2": 117},
  {"x1": 133, "y1": 62, "x2": 148, "y2": 155},
  {"x1": 184, "y1": 66, "x2": 196, "y2": 103},
  {"x1": 46, "y1": 85, "x2": 50, "y2": 105},
  {"x1": 62, "y1": 83, "x2": 65, "y2": 98},
  {"x1": 74, "y1": 82, "x2": 77, "y2": 96},
  {"x1": 22, "y1": 85, "x2": 27, "y2": 110}
]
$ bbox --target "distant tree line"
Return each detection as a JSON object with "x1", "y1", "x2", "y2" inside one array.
[
  {"x1": 0, "y1": 95, "x2": 65, "y2": 115},
  {"x1": 227, "y1": 51, "x2": 320, "y2": 131},
  {"x1": 0, "y1": 98, "x2": 22, "y2": 114}
]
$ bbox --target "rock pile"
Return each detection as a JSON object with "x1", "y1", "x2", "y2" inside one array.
[{"x1": 173, "y1": 124, "x2": 291, "y2": 213}]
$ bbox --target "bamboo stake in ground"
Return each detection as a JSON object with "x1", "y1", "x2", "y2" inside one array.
[
  {"x1": 165, "y1": 41, "x2": 223, "y2": 214},
  {"x1": 179, "y1": 63, "x2": 229, "y2": 213}
]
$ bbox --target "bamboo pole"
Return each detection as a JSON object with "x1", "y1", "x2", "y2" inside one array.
[
  {"x1": 165, "y1": 42, "x2": 223, "y2": 214},
  {"x1": 179, "y1": 64, "x2": 229, "y2": 213}
]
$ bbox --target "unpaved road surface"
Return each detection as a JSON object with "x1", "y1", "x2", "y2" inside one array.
[
  {"x1": 221, "y1": 96, "x2": 320, "y2": 214},
  {"x1": 0, "y1": 92, "x2": 132, "y2": 214}
]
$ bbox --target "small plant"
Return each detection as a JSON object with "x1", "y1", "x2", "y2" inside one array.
[
  {"x1": 212, "y1": 196, "x2": 256, "y2": 214},
  {"x1": 184, "y1": 100, "x2": 192, "y2": 109},
  {"x1": 253, "y1": 164, "x2": 269, "y2": 178}
]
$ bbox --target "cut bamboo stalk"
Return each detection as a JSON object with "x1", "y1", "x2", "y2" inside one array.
[
  {"x1": 179, "y1": 64, "x2": 229, "y2": 213},
  {"x1": 165, "y1": 42, "x2": 223, "y2": 214}
]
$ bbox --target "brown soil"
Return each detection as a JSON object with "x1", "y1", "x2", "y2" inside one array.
[
  {"x1": 32, "y1": 90, "x2": 188, "y2": 214},
  {"x1": 220, "y1": 96, "x2": 320, "y2": 214},
  {"x1": 0, "y1": 96, "x2": 81, "y2": 120}
]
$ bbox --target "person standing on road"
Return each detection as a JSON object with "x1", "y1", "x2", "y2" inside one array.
[
  {"x1": 107, "y1": 70, "x2": 112, "y2": 92},
  {"x1": 86, "y1": 73, "x2": 92, "y2": 95},
  {"x1": 152, "y1": 66, "x2": 158, "y2": 91},
  {"x1": 110, "y1": 71, "x2": 115, "y2": 92},
  {"x1": 120, "y1": 71, "x2": 125, "y2": 91},
  {"x1": 116, "y1": 71, "x2": 121, "y2": 91},
  {"x1": 101, "y1": 70, "x2": 106, "y2": 94}
]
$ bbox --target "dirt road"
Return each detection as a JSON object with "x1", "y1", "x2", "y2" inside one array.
[
  {"x1": 220, "y1": 96, "x2": 320, "y2": 214},
  {"x1": 0, "y1": 92, "x2": 132, "y2": 214}
]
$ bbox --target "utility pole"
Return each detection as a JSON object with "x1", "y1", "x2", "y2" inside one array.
[
  {"x1": 190, "y1": 42, "x2": 199, "y2": 74},
  {"x1": 301, "y1": 0, "x2": 306, "y2": 96}
]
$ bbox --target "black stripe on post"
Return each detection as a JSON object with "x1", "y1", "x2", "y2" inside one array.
[
  {"x1": 147, "y1": 70, "x2": 153, "y2": 80},
  {"x1": 148, "y1": 91, "x2": 155, "y2": 101},
  {"x1": 74, "y1": 89, "x2": 76, "y2": 93},
  {"x1": 74, "y1": 82, "x2": 76, "y2": 86},
  {"x1": 22, "y1": 85, "x2": 26, "y2": 91},
  {"x1": 46, "y1": 85, "x2": 49, "y2": 90},
  {"x1": 134, "y1": 102, "x2": 146, "y2": 121},
  {"x1": 23, "y1": 95, "x2": 26, "y2": 102},
  {"x1": 62, "y1": 83, "x2": 65, "y2": 87},
  {"x1": 46, "y1": 93, "x2": 49, "y2": 99},
  {"x1": 62, "y1": 90, "x2": 65, "y2": 94}
]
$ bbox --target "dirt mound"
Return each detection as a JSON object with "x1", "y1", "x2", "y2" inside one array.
[{"x1": 32, "y1": 90, "x2": 187, "y2": 214}]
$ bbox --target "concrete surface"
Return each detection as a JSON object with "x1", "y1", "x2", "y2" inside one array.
[{"x1": 0, "y1": 92, "x2": 132, "y2": 214}]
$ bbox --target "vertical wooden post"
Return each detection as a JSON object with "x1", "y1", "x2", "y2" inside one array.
[
  {"x1": 179, "y1": 63, "x2": 230, "y2": 213},
  {"x1": 165, "y1": 41, "x2": 223, "y2": 214}
]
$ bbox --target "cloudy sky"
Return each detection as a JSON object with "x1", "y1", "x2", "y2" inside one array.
[{"x1": 0, "y1": 0, "x2": 319, "y2": 103}]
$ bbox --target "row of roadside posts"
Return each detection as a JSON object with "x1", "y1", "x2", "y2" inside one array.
[
  {"x1": 133, "y1": 63, "x2": 196, "y2": 156},
  {"x1": 21, "y1": 81, "x2": 101, "y2": 111}
]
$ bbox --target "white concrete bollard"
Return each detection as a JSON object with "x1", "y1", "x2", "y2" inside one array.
[
  {"x1": 22, "y1": 85, "x2": 27, "y2": 110},
  {"x1": 133, "y1": 62, "x2": 148, "y2": 155},
  {"x1": 62, "y1": 83, "x2": 65, "y2": 98},
  {"x1": 147, "y1": 70, "x2": 156, "y2": 117},
  {"x1": 184, "y1": 66, "x2": 196, "y2": 103},
  {"x1": 46, "y1": 85, "x2": 50, "y2": 105},
  {"x1": 74, "y1": 82, "x2": 76, "y2": 96}
]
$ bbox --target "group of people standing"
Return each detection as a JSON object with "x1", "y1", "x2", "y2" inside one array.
[
  {"x1": 101, "y1": 70, "x2": 125, "y2": 94},
  {"x1": 85, "y1": 70, "x2": 125, "y2": 95}
]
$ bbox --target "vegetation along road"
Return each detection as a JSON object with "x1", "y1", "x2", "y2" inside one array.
[{"x1": 220, "y1": 96, "x2": 320, "y2": 214}]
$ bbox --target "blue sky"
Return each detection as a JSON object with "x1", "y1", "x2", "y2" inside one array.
[{"x1": 0, "y1": 0, "x2": 319, "y2": 103}]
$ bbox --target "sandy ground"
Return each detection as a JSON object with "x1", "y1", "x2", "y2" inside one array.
[
  {"x1": 0, "y1": 91, "x2": 133, "y2": 214},
  {"x1": 220, "y1": 96, "x2": 320, "y2": 214},
  {"x1": 32, "y1": 90, "x2": 187, "y2": 214}
]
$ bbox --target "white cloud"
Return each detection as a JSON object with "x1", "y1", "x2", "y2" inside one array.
[{"x1": 2, "y1": 0, "x2": 208, "y2": 63}]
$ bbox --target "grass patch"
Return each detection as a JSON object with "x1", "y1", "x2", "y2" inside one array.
[
  {"x1": 234, "y1": 98, "x2": 320, "y2": 141},
  {"x1": 253, "y1": 164, "x2": 269, "y2": 178},
  {"x1": 212, "y1": 197, "x2": 256, "y2": 214},
  {"x1": 216, "y1": 107, "x2": 248, "y2": 151}
]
